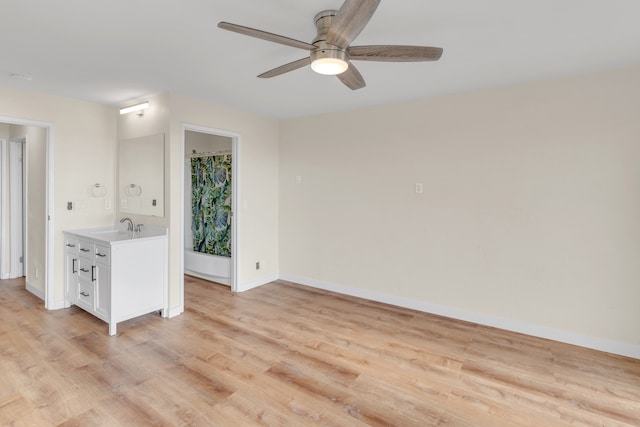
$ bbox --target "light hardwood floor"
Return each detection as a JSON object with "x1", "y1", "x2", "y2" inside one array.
[{"x1": 1, "y1": 276, "x2": 639, "y2": 426}]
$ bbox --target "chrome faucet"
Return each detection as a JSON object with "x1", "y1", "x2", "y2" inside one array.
[{"x1": 119, "y1": 217, "x2": 135, "y2": 232}]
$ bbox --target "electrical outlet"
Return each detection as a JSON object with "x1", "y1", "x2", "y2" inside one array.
[
  {"x1": 67, "y1": 201, "x2": 73, "y2": 210},
  {"x1": 256, "y1": 262, "x2": 260, "y2": 270},
  {"x1": 415, "y1": 182, "x2": 423, "y2": 194}
]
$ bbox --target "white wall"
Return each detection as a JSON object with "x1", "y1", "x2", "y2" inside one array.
[
  {"x1": 279, "y1": 64, "x2": 640, "y2": 356},
  {"x1": 25, "y1": 126, "x2": 47, "y2": 294},
  {"x1": 0, "y1": 86, "x2": 117, "y2": 306}
]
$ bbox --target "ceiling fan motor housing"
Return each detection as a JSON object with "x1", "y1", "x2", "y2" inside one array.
[
  {"x1": 310, "y1": 41, "x2": 349, "y2": 64},
  {"x1": 313, "y1": 10, "x2": 337, "y2": 44}
]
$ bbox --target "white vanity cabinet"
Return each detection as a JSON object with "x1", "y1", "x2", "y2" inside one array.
[{"x1": 63, "y1": 227, "x2": 168, "y2": 336}]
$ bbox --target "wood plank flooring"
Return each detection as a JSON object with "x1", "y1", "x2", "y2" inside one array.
[{"x1": 1, "y1": 276, "x2": 639, "y2": 426}]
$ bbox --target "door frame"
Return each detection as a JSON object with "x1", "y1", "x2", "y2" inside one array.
[
  {"x1": 0, "y1": 137, "x2": 5, "y2": 279},
  {"x1": 180, "y1": 123, "x2": 240, "y2": 302},
  {"x1": 0, "y1": 116, "x2": 55, "y2": 309}
]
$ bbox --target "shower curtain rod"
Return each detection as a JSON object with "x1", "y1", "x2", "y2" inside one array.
[{"x1": 188, "y1": 149, "x2": 232, "y2": 158}]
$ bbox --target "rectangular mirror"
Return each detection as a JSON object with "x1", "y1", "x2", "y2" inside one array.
[{"x1": 118, "y1": 133, "x2": 165, "y2": 217}]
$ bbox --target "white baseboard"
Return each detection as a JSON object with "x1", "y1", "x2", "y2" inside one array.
[
  {"x1": 167, "y1": 305, "x2": 184, "y2": 318},
  {"x1": 279, "y1": 273, "x2": 640, "y2": 360},
  {"x1": 49, "y1": 299, "x2": 68, "y2": 310},
  {"x1": 237, "y1": 274, "x2": 279, "y2": 293},
  {"x1": 25, "y1": 281, "x2": 45, "y2": 301}
]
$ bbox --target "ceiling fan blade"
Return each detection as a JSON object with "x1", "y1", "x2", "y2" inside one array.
[
  {"x1": 218, "y1": 22, "x2": 316, "y2": 51},
  {"x1": 258, "y1": 57, "x2": 311, "y2": 78},
  {"x1": 337, "y1": 63, "x2": 366, "y2": 90},
  {"x1": 350, "y1": 45, "x2": 443, "y2": 62},
  {"x1": 326, "y1": 0, "x2": 381, "y2": 48}
]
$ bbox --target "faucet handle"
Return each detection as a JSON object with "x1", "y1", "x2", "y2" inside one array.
[{"x1": 135, "y1": 224, "x2": 144, "y2": 232}]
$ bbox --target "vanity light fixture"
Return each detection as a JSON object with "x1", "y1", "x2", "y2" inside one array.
[{"x1": 119, "y1": 101, "x2": 149, "y2": 116}]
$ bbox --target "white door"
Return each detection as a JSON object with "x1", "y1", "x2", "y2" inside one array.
[{"x1": 9, "y1": 139, "x2": 25, "y2": 278}]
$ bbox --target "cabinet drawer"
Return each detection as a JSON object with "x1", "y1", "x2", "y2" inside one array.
[
  {"x1": 78, "y1": 258, "x2": 94, "y2": 281},
  {"x1": 78, "y1": 240, "x2": 94, "y2": 259},
  {"x1": 78, "y1": 279, "x2": 93, "y2": 307},
  {"x1": 65, "y1": 236, "x2": 79, "y2": 251},
  {"x1": 94, "y1": 244, "x2": 110, "y2": 265}
]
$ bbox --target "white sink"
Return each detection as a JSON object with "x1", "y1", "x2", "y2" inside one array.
[
  {"x1": 84, "y1": 229, "x2": 136, "y2": 242},
  {"x1": 91, "y1": 229, "x2": 133, "y2": 236},
  {"x1": 65, "y1": 226, "x2": 168, "y2": 244}
]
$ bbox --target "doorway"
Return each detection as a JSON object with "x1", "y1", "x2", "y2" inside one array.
[
  {"x1": 181, "y1": 124, "x2": 239, "y2": 301},
  {"x1": 0, "y1": 117, "x2": 53, "y2": 308}
]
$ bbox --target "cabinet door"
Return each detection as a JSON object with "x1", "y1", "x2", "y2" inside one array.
[
  {"x1": 77, "y1": 277, "x2": 94, "y2": 313},
  {"x1": 95, "y1": 262, "x2": 111, "y2": 320},
  {"x1": 64, "y1": 250, "x2": 78, "y2": 306}
]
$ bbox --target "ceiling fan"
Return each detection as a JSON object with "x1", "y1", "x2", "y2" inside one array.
[{"x1": 218, "y1": 0, "x2": 443, "y2": 90}]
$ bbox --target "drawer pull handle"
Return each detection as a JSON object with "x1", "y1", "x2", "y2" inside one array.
[
  {"x1": 66, "y1": 243, "x2": 76, "y2": 248},
  {"x1": 92, "y1": 266, "x2": 96, "y2": 282},
  {"x1": 80, "y1": 292, "x2": 90, "y2": 297},
  {"x1": 80, "y1": 248, "x2": 90, "y2": 252},
  {"x1": 80, "y1": 268, "x2": 90, "y2": 273},
  {"x1": 97, "y1": 253, "x2": 107, "y2": 257},
  {"x1": 72, "y1": 259, "x2": 77, "y2": 274}
]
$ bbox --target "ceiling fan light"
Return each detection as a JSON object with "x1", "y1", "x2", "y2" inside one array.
[
  {"x1": 311, "y1": 57, "x2": 349, "y2": 75},
  {"x1": 310, "y1": 46, "x2": 349, "y2": 75}
]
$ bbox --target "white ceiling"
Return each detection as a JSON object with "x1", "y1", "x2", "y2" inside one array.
[{"x1": 2, "y1": 0, "x2": 640, "y2": 119}]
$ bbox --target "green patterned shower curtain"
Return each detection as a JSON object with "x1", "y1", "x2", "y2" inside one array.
[{"x1": 191, "y1": 154, "x2": 232, "y2": 257}]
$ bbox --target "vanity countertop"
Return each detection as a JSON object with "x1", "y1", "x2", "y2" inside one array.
[{"x1": 64, "y1": 226, "x2": 167, "y2": 245}]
